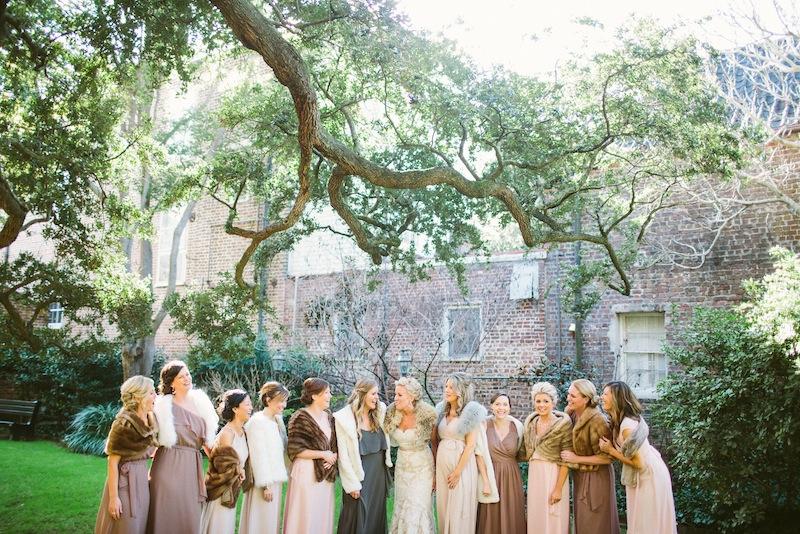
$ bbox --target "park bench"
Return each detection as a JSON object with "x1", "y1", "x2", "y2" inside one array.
[{"x1": 0, "y1": 399, "x2": 40, "y2": 440}]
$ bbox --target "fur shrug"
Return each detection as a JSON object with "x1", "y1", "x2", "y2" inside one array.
[
  {"x1": 334, "y1": 401, "x2": 391, "y2": 493},
  {"x1": 105, "y1": 410, "x2": 156, "y2": 459},
  {"x1": 568, "y1": 407, "x2": 612, "y2": 472},
  {"x1": 244, "y1": 411, "x2": 288, "y2": 489},
  {"x1": 383, "y1": 400, "x2": 437, "y2": 451},
  {"x1": 620, "y1": 416, "x2": 649, "y2": 488},
  {"x1": 519, "y1": 410, "x2": 573, "y2": 465},
  {"x1": 433, "y1": 400, "x2": 499, "y2": 504},
  {"x1": 287, "y1": 408, "x2": 338, "y2": 483},
  {"x1": 152, "y1": 388, "x2": 219, "y2": 448},
  {"x1": 205, "y1": 445, "x2": 244, "y2": 508}
]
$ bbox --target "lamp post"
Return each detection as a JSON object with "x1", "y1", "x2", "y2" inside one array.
[{"x1": 397, "y1": 349, "x2": 412, "y2": 376}]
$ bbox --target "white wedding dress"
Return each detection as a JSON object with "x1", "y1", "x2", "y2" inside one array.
[{"x1": 389, "y1": 427, "x2": 435, "y2": 534}]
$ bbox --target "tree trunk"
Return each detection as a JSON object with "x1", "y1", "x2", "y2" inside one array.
[{"x1": 122, "y1": 335, "x2": 156, "y2": 379}]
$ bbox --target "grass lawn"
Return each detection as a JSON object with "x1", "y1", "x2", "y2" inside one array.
[{"x1": 0, "y1": 440, "x2": 393, "y2": 534}]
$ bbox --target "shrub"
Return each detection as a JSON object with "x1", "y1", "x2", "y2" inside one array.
[
  {"x1": 64, "y1": 403, "x2": 120, "y2": 456},
  {"x1": 0, "y1": 344, "x2": 124, "y2": 437},
  {"x1": 652, "y1": 307, "x2": 800, "y2": 532}
]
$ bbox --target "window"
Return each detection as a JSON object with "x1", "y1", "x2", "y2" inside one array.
[
  {"x1": 48, "y1": 302, "x2": 64, "y2": 329},
  {"x1": 156, "y1": 209, "x2": 188, "y2": 286},
  {"x1": 444, "y1": 305, "x2": 482, "y2": 360},
  {"x1": 618, "y1": 312, "x2": 667, "y2": 398}
]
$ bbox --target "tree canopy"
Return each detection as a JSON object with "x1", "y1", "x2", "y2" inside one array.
[{"x1": 1, "y1": 0, "x2": 750, "y2": 354}]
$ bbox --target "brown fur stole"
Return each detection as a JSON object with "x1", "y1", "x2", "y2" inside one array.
[
  {"x1": 518, "y1": 410, "x2": 573, "y2": 464},
  {"x1": 205, "y1": 445, "x2": 244, "y2": 508},
  {"x1": 287, "y1": 408, "x2": 338, "y2": 483},
  {"x1": 105, "y1": 410, "x2": 156, "y2": 459},
  {"x1": 568, "y1": 407, "x2": 612, "y2": 472}
]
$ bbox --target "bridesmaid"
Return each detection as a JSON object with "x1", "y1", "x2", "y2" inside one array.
[
  {"x1": 283, "y1": 377, "x2": 338, "y2": 534},
  {"x1": 560, "y1": 379, "x2": 620, "y2": 534},
  {"x1": 335, "y1": 378, "x2": 391, "y2": 534},
  {"x1": 477, "y1": 392, "x2": 526, "y2": 534},
  {"x1": 148, "y1": 360, "x2": 218, "y2": 534},
  {"x1": 239, "y1": 381, "x2": 290, "y2": 534},
  {"x1": 95, "y1": 376, "x2": 156, "y2": 534},
  {"x1": 433, "y1": 372, "x2": 495, "y2": 534},
  {"x1": 384, "y1": 376, "x2": 437, "y2": 534},
  {"x1": 598, "y1": 381, "x2": 677, "y2": 534},
  {"x1": 519, "y1": 382, "x2": 573, "y2": 534},
  {"x1": 200, "y1": 389, "x2": 252, "y2": 534}
]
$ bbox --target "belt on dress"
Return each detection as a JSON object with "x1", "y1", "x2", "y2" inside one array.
[
  {"x1": 165, "y1": 443, "x2": 207, "y2": 502},
  {"x1": 119, "y1": 458, "x2": 147, "y2": 517}
]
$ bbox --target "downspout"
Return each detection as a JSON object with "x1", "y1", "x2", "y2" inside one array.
[{"x1": 572, "y1": 204, "x2": 584, "y2": 368}]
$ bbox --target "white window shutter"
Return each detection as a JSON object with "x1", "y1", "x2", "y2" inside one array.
[{"x1": 509, "y1": 262, "x2": 538, "y2": 300}]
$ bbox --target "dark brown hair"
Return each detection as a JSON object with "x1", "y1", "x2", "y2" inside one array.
[
  {"x1": 218, "y1": 389, "x2": 249, "y2": 422},
  {"x1": 159, "y1": 360, "x2": 187, "y2": 395},
  {"x1": 490, "y1": 392, "x2": 512, "y2": 410},
  {"x1": 260, "y1": 381, "x2": 290, "y2": 408},
  {"x1": 300, "y1": 377, "x2": 329, "y2": 406}
]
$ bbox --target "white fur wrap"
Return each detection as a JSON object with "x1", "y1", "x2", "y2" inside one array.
[
  {"x1": 333, "y1": 401, "x2": 391, "y2": 494},
  {"x1": 245, "y1": 411, "x2": 289, "y2": 488},
  {"x1": 153, "y1": 388, "x2": 219, "y2": 448}
]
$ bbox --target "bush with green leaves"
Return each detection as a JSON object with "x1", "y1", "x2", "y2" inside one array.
[
  {"x1": 64, "y1": 403, "x2": 121, "y2": 456},
  {"x1": 653, "y1": 306, "x2": 800, "y2": 532},
  {"x1": 0, "y1": 343, "x2": 125, "y2": 437}
]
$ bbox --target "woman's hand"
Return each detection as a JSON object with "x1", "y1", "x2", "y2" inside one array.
[
  {"x1": 482, "y1": 480, "x2": 492, "y2": 496},
  {"x1": 446, "y1": 469, "x2": 461, "y2": 489},
  {"x1": 320, "y1": 450, "x2": 337, "y2": 469},
  {"x1": 598, "y1": 437, "x2": 612, "y2": 454},
  {"x1": 560, "y1": 450, "x2": 579, "y2": 463},
  {"x1": 263, "y1": 486, "x2": 274, "y2": 502},
  {"x1": 107, "y1": 496, "x2": 123, "y2": 520},
  {"x1": 349, "y1": 490, "x2": 361, "y2": 499},
  {"x1": 549, "y1": 488, "x2": 562, "y2": 505}
]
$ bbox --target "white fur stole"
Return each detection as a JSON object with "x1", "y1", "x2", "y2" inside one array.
[
  {"x1": 245, "y1": 411, "x2": 289, "y2": 488},
  {"x1": 152, "y1": 388, "x2": 219, "y2": 448}
]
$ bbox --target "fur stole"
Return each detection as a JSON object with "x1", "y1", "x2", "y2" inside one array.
[
  {"x1": 432, "y1": 401, "x2": 498, "y2": 504},
  {"x1": 287, "y1": 408, "x2": 338, "y2": 483},
  {"x1": 153, "y1": 388, "x2": 219, "y2": 448},
  {"x1": 334, "y1": 402, "x2": 390, "y2": 493},
  {"x1": 245, "y1": 411, "x2": 288, "y2": 488},
  {"x1": 383, "y1": 400, "x2": 437, "y2": 452},
  {"x1": 486, "y1": 415, "x2": 524, "y2": 452},
  {"x1": 620, "y1": 417, "x2": 649, "y2": 488},
  {"x1": 105, "y1": 410, "x2": 156, "y2": 459},
  {"x1": 568, "y1": 407, "x2": 612, "y2": 472},
  {"x1": 519, "y1": 410, "x2": 573, "y2": 464},
  {"x1": 205, "y1": 445, "x2": 244, "y2": 508}
]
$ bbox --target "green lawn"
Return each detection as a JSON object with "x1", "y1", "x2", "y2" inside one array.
[{"x1": 0, "y1": 440, "x2": 392, "y2": 534}]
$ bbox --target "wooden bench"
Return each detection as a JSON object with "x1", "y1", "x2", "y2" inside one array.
[{"x1": 0, "y1": 399, "x2": 40, "y2": 440}]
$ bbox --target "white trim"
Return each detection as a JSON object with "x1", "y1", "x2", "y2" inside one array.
[
  {"x1": 615, "y1": 312, "x2": 667, "y2": 399},
  {"x1": 47, "y1": 302, "x2": 64, "y2": 329}
]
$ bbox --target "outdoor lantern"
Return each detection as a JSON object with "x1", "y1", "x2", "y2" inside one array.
[
  {"x1": 271, "y1": 350, "x2": 286, "y2": 372},
  {"x1": 397, "y1": 348, "x2": 412, "y2": 376}
]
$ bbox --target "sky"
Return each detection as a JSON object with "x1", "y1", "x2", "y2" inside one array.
[{"x1": 395, "y1": 0, "x2": 782, "y2": 76}]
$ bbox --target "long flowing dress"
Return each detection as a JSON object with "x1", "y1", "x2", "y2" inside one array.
[
  {"x1": 528, "y1": 451, "x2": 570, "y2": 534},
  {"x1": 477, "y1": 423, "x2": 526, "y2": 534},
  {"x1": 337, "y1": 429, "x2": 390, "y2": 534},
  {"x1": 239, "y1": 413, "x2": 287, "y2": 534},
  {"x1": 616, "y1": 417, "x2": 677, "y2": 534},
  {"x1": 436, "y1": 416, "x2": 479, "y2": 534},
  {"x1": 388, "y1": 427, "x2": 435, "y2": 534},
  {"x1": 199, "y1": 431, "x2": 249, "y2": 534},
  {"x1": 95, "y1": 411, "x2": 155, "y2": 534},
  {"x1": 147, "y1": 402, "x2": 207, "y2": 534},
  {"x1": 283, "y1": 412, "x2": 335, "y2": 534}
]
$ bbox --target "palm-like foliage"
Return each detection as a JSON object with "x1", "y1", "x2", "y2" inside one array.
[{"x1": 64, "y1": 403, "x2": 120, "y2": 456}]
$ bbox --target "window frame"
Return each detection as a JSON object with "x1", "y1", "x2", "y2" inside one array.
[
  {"x1": 442, "y1": 304, "x2": 483, "y2": 362},
  {"x1": 617, "y1": 311, "x2": 667, "y2": 399},
  {"x1": 47, "y1": 302, "x2": 64, "y2": 329}
]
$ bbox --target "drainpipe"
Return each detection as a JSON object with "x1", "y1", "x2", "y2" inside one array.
[{"x1": 572, "y1": 204, "x2": 584, "y2": 369}]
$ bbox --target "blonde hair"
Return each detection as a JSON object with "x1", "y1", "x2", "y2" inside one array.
[
  {"x1": 348, "y1": 378, "x2": 381, "y2": 437},
  {"x1": 395, "y1": 377, "x2": 423, "y2": 405},
  {"x1": 530, "y1": 381, "x2": 559, "y2": 405},
  {"x1": 571, "y1": 379, "x2": 601, "y2": 408},
  {"x1": 443, "y1": 372, "x2": 474, "y2": 416},
  {"x1": 120, "y1": 376, "x2": 154, "y2": 412}
]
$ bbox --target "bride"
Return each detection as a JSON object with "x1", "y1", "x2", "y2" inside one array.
[{"x1": 384, "y1": 376, "x2": 437, "y2": 534}]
